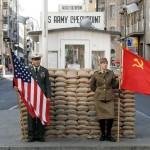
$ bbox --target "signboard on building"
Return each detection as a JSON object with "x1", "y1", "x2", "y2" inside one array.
[
  {"x1": 58, "y1": 4, "x2": 85, "y2": 12},
  {"x1": 43, "y1": 12, "x2": 104, "y2": 30},
  {"x1": 126, "y1": 37, "x2": 138, "y2": 54}
]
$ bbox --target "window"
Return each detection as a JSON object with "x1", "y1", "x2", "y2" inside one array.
[
  {"x1": 110, "y1": 5, "x2": 115, "y2": 19},
  {"x1": 65, "y1": 45, "x2": 85, "y2": 69},
  {"x1": 92, "y1": 51, "x2": 104, "y2": 70},
  {"x1": 3, "y1": 2, "x2": 8, "y2": 8},
  {"x1": 48, "y1": 51, "x2": 58, "y2": 68},
  {"x1": 121, "y1": 26, "x2": 124, "y2": 37},
  {"x1": 98, "y1": 2, "x2": 105, "y2": 12},
  {"x1": 110, "y1": 27, "x2": 115, "y2": 31}
]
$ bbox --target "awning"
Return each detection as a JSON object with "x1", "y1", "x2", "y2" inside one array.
[{"x1": 112, "y1": 60, "x2": 120, "y2": 64}]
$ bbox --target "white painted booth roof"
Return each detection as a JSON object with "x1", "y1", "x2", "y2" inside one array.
[{"x1": 29, "y1": 27, "x2": 120, "y2": 70}]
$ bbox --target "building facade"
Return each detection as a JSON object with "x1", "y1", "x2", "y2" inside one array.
[
  {"x1": 125, "y1": 0, "x2": 150, "y2": 61},
  {"x1": 84, "y1": 0, "x2": 150, "y2": 61},
  {"x1": 0, "y1": 1, "x2": 2, "y2": 65},
  {"x1": 0, "y1": 0, "x2": 19, "y2": 72},
  {"x1": 84, "y1": 0, "x2": 123, "y2": 66},
  {"x1": 0, "y1": 0, "x2": 35, "y2": 74}
]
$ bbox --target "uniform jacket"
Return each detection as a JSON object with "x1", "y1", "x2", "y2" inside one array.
[
  {"x1": 28, "y1": 65, "x2": 51, "y2": 98},
  {"x1": 90, "y1": 69, "x2": 118, "y2": 102}
]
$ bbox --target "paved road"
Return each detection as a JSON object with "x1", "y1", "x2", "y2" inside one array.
[
  {"x1": 135, "y1": 93, "x2": 150, "y2": 118},
  {"x1": 0, "y1": 77, "x2": 18, "y2": 110}
]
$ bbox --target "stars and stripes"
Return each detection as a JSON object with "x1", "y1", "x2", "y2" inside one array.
[{"x1": 12, "y1": 50, "x2": 50, "y2": 125}]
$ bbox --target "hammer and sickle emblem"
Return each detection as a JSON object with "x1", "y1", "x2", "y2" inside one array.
[{"x1": 132, "y1": 58, "x2": 144, "y2": 69}]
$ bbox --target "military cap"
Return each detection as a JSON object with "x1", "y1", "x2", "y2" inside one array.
[
  {"x1": 30, "y1": 52, "x2": 42, "y2": 59},
  {"x1": 100, "y1": 58, "x2": 108, "y2": 63}
]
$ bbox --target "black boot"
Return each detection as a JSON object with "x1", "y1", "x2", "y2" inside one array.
[
  {"x1": 106, "y1": 119, "x2": 116, "y2": 142},
  {"x1": 100, "y1": 135, "x2": 105, "y2": 141},
  {"x1": 99, "y1": 119, "x2": 106, "y2": 141},
  {"x1": 106, "y1": 135, "x2": 116, "y2": 142}
]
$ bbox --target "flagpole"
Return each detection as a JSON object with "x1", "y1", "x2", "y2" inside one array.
[
  {"x1": 117, "y1": 80, "x2": 121, "y2": 142},
  {"x1": 7, "y1": 43, "x2": 27, "y2": 141},
  {"x1": 117, "y1": 36, "x2": 123, "y2": 142}
]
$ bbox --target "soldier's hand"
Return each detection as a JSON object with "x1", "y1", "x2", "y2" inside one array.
[
  {"x1": 47, "y1": 98, "x2": 51, "y2": 101},
  {"x1": 118, "y1": 75, "x2": 122, "y2": 80},
  {"x1": 14, "y1": 86, "x2": 18, "y2": 91}
]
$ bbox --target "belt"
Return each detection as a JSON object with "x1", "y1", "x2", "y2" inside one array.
[{"x1": 101, "y1": 100, "x2": 111, "y2": 103}]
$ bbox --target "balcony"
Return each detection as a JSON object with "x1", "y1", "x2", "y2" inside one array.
[
  {"x1": 3, "y1": 17, "x2": 8, "y2": 24},
  {"x1": 128, "y1": 25, "x2": 133, "y2": 34},
  {"x1": 2, "y1": 24, "x2": 8, "y2": 31},
  {"x1": 3, "y1": 9, "x2": 8, "y2": 17},
  {"x1": 126, "y1": 19, "x2": 144, "y2": 37},
  {"x1": 3, "y1": 31, "x2": 10, "y2": 42},
  {"x1": 3, "y1": 2, "x2": 8, "y2": 9}
]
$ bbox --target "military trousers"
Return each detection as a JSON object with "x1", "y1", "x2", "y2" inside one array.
[{"x1": 28, "y1": 113, "x2": 45, "y2": 139}]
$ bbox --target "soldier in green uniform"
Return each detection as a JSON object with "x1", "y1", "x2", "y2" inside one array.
[
  {"x1": 28, "y1": 52, "x2": 51, "y2": 142},
  {"x1": 90, "y1": 58, "x2": 119, "y2": 142}
]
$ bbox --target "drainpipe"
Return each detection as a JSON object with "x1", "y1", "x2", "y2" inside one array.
[
  {"x1": 143, "y1": 0, "x2": 146, "y2": 58},
  {"x1": 96, "y1": 0, "x2": 98, "y2": 12}
]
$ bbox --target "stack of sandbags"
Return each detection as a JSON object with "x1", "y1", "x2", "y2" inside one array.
[
  {"x1": 77, "y1": 70, "x2": 91, "y2": 138},
  {"x1": 122, "y1": 90, "x2": 135, "y2": 138},
  {"x1": 66, "y1": 70, "x2": 78, "y2": 138},
  {"x1": 19, "y1": 98, "x2": 28, "y2": 139},
  {"x1": 45, "y1": 69, "x2": 57, "y2": 138},
  {"x1": 53, "y1": 70, "x2": 67, "y2": 138}
]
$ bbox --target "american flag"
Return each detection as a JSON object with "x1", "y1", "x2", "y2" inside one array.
[{"x1": 12, "y1": 50, "x2": 50, "y2": 125}]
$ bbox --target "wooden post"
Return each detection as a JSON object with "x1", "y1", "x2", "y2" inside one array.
[
  {"x1": 117, "y1": 38, "x2": 123, "y2": 142},
  {"x1": 117, "y1": 81, "x2": 121, "y2": 142}
]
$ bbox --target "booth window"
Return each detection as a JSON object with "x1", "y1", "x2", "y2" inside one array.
[
  {"x1": 48, "y1": 51, "x2": 58, "y2": 68},
  {"x1": 92, "y1": 51, "x2": 104, "y2": 70},
  {"x1": 65, "y1": 45, "x2": 84, "y2": 69}
]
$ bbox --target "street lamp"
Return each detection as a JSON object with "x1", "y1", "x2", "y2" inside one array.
[
  {"x1": 17, "y1": 15, "x2": 40, "y2": 31},
  {"x1": 114, "y1": 3, "x2": 139, "y2": 47},
  {"x1": 122, "y1": 3, "x2": 139, "y2": 15}
]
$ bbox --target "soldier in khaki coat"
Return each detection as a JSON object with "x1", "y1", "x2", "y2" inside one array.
[{"x1": 90, "y1": 58, "x2": 119, "y2": 142}]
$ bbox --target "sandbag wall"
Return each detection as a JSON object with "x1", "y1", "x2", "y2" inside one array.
[
  {"x1": 19, "y1": 69, "x2": 135, "y2": 139},
  {"x1": 19, "y1": 99, "x2": 28, "y2": 139},
  {"x1": 122, "y1": 90, "x2": 135, "y2": 138}
]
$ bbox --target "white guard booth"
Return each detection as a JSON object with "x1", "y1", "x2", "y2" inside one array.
[{"x1": 29, "y1": 27, "x2": 120, "y2": 70}]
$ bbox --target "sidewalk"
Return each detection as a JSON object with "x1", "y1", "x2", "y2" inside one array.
[
  {"x1": 0, "y1": 71, "x2": 13, "y2": 80},
  {"x1": 0, "y1": 109, "x2": 150, "y2": 150}
]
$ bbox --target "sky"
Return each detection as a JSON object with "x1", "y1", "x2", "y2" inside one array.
[{"x1": 19, "y1": 0, "x2": 83, "y2": 24}]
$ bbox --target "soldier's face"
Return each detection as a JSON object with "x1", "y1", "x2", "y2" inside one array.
[
  {"x1": 32, "y1": 58, "x2": 41, "y2": 67},
  {"x1": 100, "y1": 62, "x2": 108, "y2": 70}
]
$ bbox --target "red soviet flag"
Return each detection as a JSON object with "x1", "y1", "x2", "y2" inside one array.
[{"x1": 121, "y1": 48, "x2": 150, "y2": 95}]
